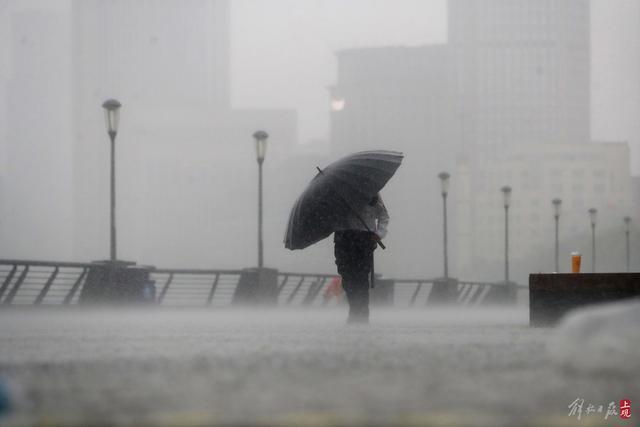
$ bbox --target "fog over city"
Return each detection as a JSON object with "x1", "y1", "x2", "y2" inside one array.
[
  {"x1": 0, "y1": 0, "x2": 638, "y2": 283},
  {"x1": 1, "y1": 2, "x2": 640, "y2": 425}
]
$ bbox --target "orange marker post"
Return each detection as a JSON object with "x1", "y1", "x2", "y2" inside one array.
[{"x1": 571, "y1": 252, "x2": 581, "y2": 273}]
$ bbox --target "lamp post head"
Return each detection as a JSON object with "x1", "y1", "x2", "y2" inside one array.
[
  {"x1": 552, "y1": 198, "x2": 562, "y2": 217},
  {"x1": 588, "y1": 208, "x2": 597, "y2": 226},
  {"x1": 102, "y1": 98, "x2": 121, "y2": 136},
  {"x1": 501, "y1": 185, "x2": 512, "y2": 208},
  {"x1": 253, "y1": 130, "x2": 269, "y2": 164},
  {"x1": 438, "y1": 171, "x2": 450, "y2": 196},
  {"x1": 624, "y1": 216, "x2": 631, "y2": 231}
]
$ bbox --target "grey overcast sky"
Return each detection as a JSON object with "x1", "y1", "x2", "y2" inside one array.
[{"x1": 231, "y1": 0, "x2": 640, "y2": 173}]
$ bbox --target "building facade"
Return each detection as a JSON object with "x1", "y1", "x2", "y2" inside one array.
[
  {"x1": 455, "y1": 142, "x2": 634, "y2": 282},
  {"x1": 449, "y1": 0, "x2": 590, "y2": 147},
  {"x1": 328, "y1": 0, "x2": 633, "y2": 281},
  {"x1": 330, "y1": 46, "x2": 457, "y2": 278}
]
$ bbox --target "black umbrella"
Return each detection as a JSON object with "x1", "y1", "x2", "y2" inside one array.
[{"x1": 284, "y1": 150, "x2": 404, "y2": 250}]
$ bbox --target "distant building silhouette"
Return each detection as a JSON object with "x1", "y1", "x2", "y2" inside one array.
[
  {"x1": 0, "y1": 1, "x2": 302, "y2": 268},
  {"x1": 455, "y1": 141, "x2": 633, "y2": 280},
  {"x1": 71, "y1": 0, "x2": 232, "y2": 262},
  {"x1": 331, "y1": 0, "x2": 590, "y2": 153},
  {"x1": 328, "y1": 0, "x2": 634, "y2": 281}
]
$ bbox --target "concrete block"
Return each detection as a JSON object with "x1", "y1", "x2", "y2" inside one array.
[{"x1": 529, "y1": 273, "x2": 640, "y2": 326}]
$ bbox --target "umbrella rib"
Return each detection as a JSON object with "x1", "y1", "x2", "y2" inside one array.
[
  {"x1": 316, "y1": 167, "x2": 374, "y2": 235},
  {"x1": 328, "y1": 169, "x2": 380, "y2": 198}
]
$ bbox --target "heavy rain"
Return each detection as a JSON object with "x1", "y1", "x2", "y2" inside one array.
[{"x1": 0, "y1": 1, "x2": 638, "y2": 426}]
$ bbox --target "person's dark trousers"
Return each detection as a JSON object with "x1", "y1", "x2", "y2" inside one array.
[{"x1": 334, "y1": 230, "x2": 376, "y2": 323}]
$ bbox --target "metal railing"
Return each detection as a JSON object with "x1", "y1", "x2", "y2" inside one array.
[
  {"x1": 0, "y1": 259, "x2": 522, "y2": 307},
  {"x1": 0, "y1": 260, "x2": 90, "y2": 306},
  {"x1": 152, "y1": 269, "x2": 339, "y2": 307}
]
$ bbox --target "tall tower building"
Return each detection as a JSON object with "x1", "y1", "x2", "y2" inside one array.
[
  {"x1": 449, "y1": 0, "x2": 590, "y2": 147},
  {"x1": 329, "y1": 0, "x2": 594, "y2": 279}
]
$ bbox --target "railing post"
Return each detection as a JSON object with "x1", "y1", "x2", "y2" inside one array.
[
  {"x1": 480, "y1": 281, "x2": 518, "y2": 305},
  {"x1": 206, "y1": 273, "x2": 220, "y2": 306},
  {"x1": 0, "y1": 265, "x2": 17, "y2": 301},
  {"x1": 232, "y1": 268, "x2": 278, "y2": 306},
  {"x1": 64, "y1": 268, "x2": 87, "y2": 304},
  {"x1": 409, "y1": 282, "x2": 423, "y2": 306},
  {"x1": 426, "y1": 277, "x2": 459, "y2": 305},
  {"x1": 158, "y1": 273, "x2": 174, "y2": 304},
  {"x1": 302, "y1": 277, "x2": 328, "y2": 305},
  {"x1": 34, "y1": 267, "x2": 59, "y2": 305},
  {"x1": 4, "y1": 265, "x2": 29, "y2": 305},
  {"x1": 276, "y1": 274, "x2": 289, "y2": 297},
  {"x1": 286, "y1": 276, "x2": 306, "y2": 305}
]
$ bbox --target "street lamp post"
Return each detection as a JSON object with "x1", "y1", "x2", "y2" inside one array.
[
  {"x1": 624, "y1": 216, "x2": 631, "y2": 272},
  {"x1": 253, "y1": 130, "x2": 269, "y2": 269},
  {"x1": 501, "y1": 186, "x2": 512, "y2": 283},
  {"x1": 552, "y1": 198, "x2": 562, "y2": 273},
  {"x1": 438, "y1": 172, "x2": 450, "y2": 279},
  {"x1": 588, "y1": 208, "x2": 597, "y2": 273},
  {"x1": 102, "y1": 99, "x2": 121, "y2": 261}
]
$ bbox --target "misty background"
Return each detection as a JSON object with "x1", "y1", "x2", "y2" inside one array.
[{"x1": 0, "y1": 0, "x2": 638, "y2": 284}]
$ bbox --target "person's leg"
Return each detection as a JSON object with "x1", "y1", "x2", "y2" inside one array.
[
  {"x1": 335, "y1": 231, "x2": 367, "y2": 322},
  {"x1": 347, "y1": 273, "x2": 369, "y2": 322},
  {"x1": 344, "y1": 231, "x2": 375, "y2": 323}
]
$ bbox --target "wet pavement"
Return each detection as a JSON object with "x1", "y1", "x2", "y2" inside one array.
[{"x1": 0, "y1": 307, "x2": 636, "y2": 426}]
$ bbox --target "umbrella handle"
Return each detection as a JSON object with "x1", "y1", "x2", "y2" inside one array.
[{"x1": 377, "y1": 240, "x2": 386, "y2": 250}]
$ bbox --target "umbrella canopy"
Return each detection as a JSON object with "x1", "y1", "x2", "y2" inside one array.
[{"x1": 284, "y1": 150, "x2": 404, "y2": 250}]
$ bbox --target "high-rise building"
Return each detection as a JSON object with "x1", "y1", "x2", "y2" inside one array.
[
  {"x1": 330, "y1": 45, "x2": 454, "y2": 158},
  {"x1": 328, "y1": 0, "x2": 607, "y2": 280},
  {"x1": 72, "y1": 0, "x2": 230, "y2": 113},
  {"x1": 449, "y1": 0, "x2": 590, "y2": 146},
  {"x1": 455, "y1": 141, "x2": 633, "y2": 281}
]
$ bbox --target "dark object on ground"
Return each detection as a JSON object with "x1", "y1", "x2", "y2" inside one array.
[
  {"x1": 0, "y1": 378, "x2": 10, "y2": 415},
  {"x1": 284, "y1": 150, "x2": 403, "y2": 250},
  {"x1": 232, "y1": 268, "x2": 279, "y2": 306},
  {"x1": 529, "y1": 273, "x2": 640, "y2": 326},
  {"x1": 335, "y1": 230, "x2": 376, "y2": 323},
  {"x1": 79, "y1": 261, "x2": 156, "y2": 304},
  {"x1": 427, "y1": 278, "x2": 460, "y2": 305}
]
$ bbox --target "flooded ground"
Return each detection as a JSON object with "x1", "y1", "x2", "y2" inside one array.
[{"x1": 0, "y1": 307, "x2": 636, "y2": 426}]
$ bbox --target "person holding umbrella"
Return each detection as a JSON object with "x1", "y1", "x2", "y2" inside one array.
[
  {"x1": 334, "y1": 194, "x2": 389, "y2": 323},
  {"x1": 284, "y1": 150, "x2": 403, "y2": 324}
]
